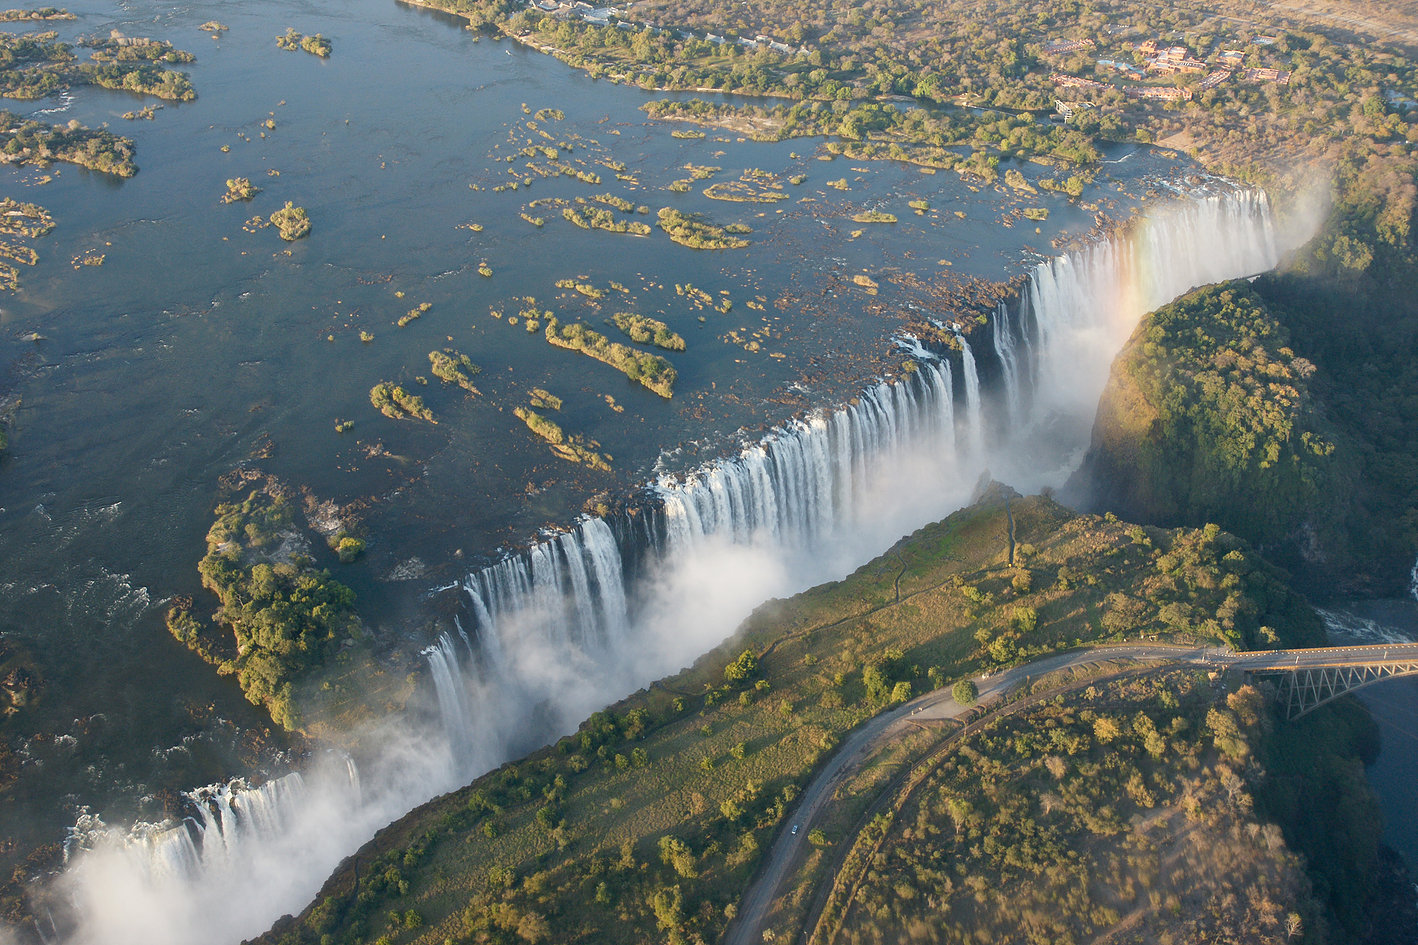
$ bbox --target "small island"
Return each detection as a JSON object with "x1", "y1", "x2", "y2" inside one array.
[
  {"x1": 851, "y1": 209, "x2": 898, "y2": 223},
  {"x1": 0, "y1": 111, "x2": 136, "y2": 177},
  {"x1": 369, "y1": 382, "x2": 434, "y2": 422},
  {"x1": 562, "y1": 204, "x2": 651, "y2": 236},
  {"x1": 165, "y1": 484, "x2": 364, "y2": 733},
  {"x1": 0, "y1": 7, "x2": 72, "y2": 21},
  {"x1": 269, "y1": 201, "x2": 311, "y2": 240},
  {"x1": 428, "y1": 349, "x2": 481, "y2": 394},
  {"x1": 513, "y1": 404, "x2": 612, "y2": 471},
  {"x1": 221, "y1": 177, "x2": 260, "y2": 203},
  {"x1": 544, "y1": 316, "x2": 677, "y2": 398},
  {"x1": 656, "y1": 207, "x2": 751, "y2": 250},
  {"x1": 277, "y1": 28, "x2": 332, "y2": 57},
  {"x1": 0, "y1": 197, "x2": 53, "y2": 292}
]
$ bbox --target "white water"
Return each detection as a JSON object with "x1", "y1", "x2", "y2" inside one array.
[
  {"x1": 55, "y1": 186, "x2": 1287, "y2": 945},
  {"x1": 992, "y1": 301, "x2": 1023, "y2": 425}
]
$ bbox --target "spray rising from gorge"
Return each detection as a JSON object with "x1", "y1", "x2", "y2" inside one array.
[{"x1": 51, "y1": 186, "x2": 1285, "y2": 945}]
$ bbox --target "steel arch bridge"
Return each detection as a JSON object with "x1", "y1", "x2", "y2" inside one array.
[{"x1": 1226, "y1": 644, "x2": 1418, "y2": 719}]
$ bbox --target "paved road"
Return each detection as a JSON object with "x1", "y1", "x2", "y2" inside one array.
[
  {"x1": 723, "y1": 639, "x2": 1418, "y2": 945},
  {"x1": 1222, "y1": 642, "x2": 1418, "y2": 670}
]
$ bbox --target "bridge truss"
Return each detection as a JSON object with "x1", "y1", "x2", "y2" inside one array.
[{"x1": 1250, "y1": 659, "x2": 1418, "y2": 719}]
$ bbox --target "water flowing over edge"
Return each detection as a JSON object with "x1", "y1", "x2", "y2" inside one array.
[{"x1": 48, "y1": 184, "x2": 1284, "y2": 945}]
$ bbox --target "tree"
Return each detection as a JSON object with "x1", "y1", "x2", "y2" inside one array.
[
  {"x1": 651, "y1": 885, "x2": 682, "y2": 931},
  {"x1": 724, "y1": 648, "x2": 758, "y2": 683},
  {"x1": 952, "y1": 679, "x2": 978, "y2": 706},
  {"x1": 658, "y1": 835, "x2": 697, "y2": 878}
]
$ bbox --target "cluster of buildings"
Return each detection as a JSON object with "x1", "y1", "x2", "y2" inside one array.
[
  {"x1": 1047, "y1": 33, "x2": 1292, "y2": 117},
  {"x1": 1042, "y1": 38, "x2": 1095, "y2": 55},
  {"x1": 1050, "y1": 73, "x2": 1110, "y2": 93},
  {"x1": 1140, "y1": 43, "x2": 1209, "y2": 75},
  {"x1": 1241, "y1": 67, "x2": 1291, "y2": 85}
]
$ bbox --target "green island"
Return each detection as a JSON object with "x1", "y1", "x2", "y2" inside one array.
[
  {"x1": 702, "y1": 170, "x2": 790, "y2": 203},
  {"x1": 590, "y1": 192, "x2": 636, "y2": 213},
  {"x1": 269, "y1": 201, "x2": 312, "y2": 240},
  {"x1": 0, "y1": 197, "x2": 53, "y2": 293},
  {"x1": 0, "y1": 110, "x2": 136, "y2": 177},
  {"x1": 277, "y1": 28, "x2": 333, "y2": 58},
  {"x1": 165, "y1": 483, "x2": 381, "y2": 736},
  {"x1": 529, "y1": 387, "x2": 562, "y2": 411},
  {"x1": 656, "y1": 207, "x2": 751, "y2": 250},
  {"x1": 252, "y1": 490, "x2": 1404, "y2": 945},
  {"x1": 611, "y1": 312, "x2": 686, "y2": 351},
  {"x1": 849, "y1": 210, "x2": 897, "y2": 224},
  {"x1": 0, "y1": 30, "x2": 197, "y2": 102},
  {"x1": 221, "y1": 177, "x2": 260, "y2": 203},
  {"x1": 514, "y1": 405, "x2": 612, "y2": 472},
  {"x1": 370, "y1": 382, "x2": 435, "y2": 423},
  {"x1": 0, "y1": 8, "x2": 71, "y2": 21},
  {"x1": 429, "y1": 349, "x2": 482, "y2": 395},
  {"x1": 544, "y1": 316, "x2": 677, "y2": 398},
  {"x1": 555, "y1": 278, "x2": 605, "y2": 299},
  {"x1": 562, "y1": 204, "x2": 652, "y2": 236},
  {"x1": 199, "y1": 21, "x2": 228, "y2": 32},
  {"x1": 398, "y1": 302, "x2": 433, "y2": 327},
  {"x1": 80, "y1": 32, "x2": 195, "y2": 65}
]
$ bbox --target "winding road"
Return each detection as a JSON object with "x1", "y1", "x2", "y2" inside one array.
[{"x1": 723, "y1": 640, "x2": 1418, "y2": 945}]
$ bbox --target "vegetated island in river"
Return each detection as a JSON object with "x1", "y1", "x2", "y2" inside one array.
[
  {"x1": 166, "y1": 479, "x2": 404, "y2": 738},
  {"x1": 611, "y1": 312, "x2": 686, "y2": 351},
  {"x1": 544, "y1": 316, "x2": 677, "y2": 398},
  {"x1": 0, "y1": 111, "x2": 136, "y2": 177},
  {"x1": 0, "y1": 196, "x2": 54, "y2": 292},
  {"x1": 0, "y1": 29, "x2": 196, "y2": 101},
  {"x1": 655, "y1": 207, "x2": 751, "y2": 250},
  {"x1": 277, "y1": 28, "x2": 333, "y2": 57},
  {"x1": 251, "y1": 489, "x2": 1407, "y2": 945},
  {"x1": 0, "y1": 7, "x2": 72, "y2": 21}
]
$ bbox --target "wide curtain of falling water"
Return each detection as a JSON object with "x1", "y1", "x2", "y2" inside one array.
[{"x1": 54, "y1": 186, "x2": 1284, "y2": 945}]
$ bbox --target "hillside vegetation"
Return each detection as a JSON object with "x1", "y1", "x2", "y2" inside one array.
[
  {"x1": 832, "y1": 671, "x2": 1313, "y2": 945},
  {"x1": 1076, "y1": 205, "x2": 1418, "y2": 594},
  {"x1": 252, "y1": 491, "x2": 1325, "y2": 945}
]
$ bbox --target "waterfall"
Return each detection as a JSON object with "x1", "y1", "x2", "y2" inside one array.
[
  {"x1": 425, "y1": 186, "x2": 1283, "y2": 759},
  {"x1": 422, "y1": 633, "x2": 474, "y2": 751},
  {"x1": 957, "y1": 333, "x2": 985, "y2": 460},
  {"x1": 60, "y1": 185, "x2": 1289, "y2": 945},
  {"x1": 992, "y1": 301, "x2": 1022, "y2": 424}
]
